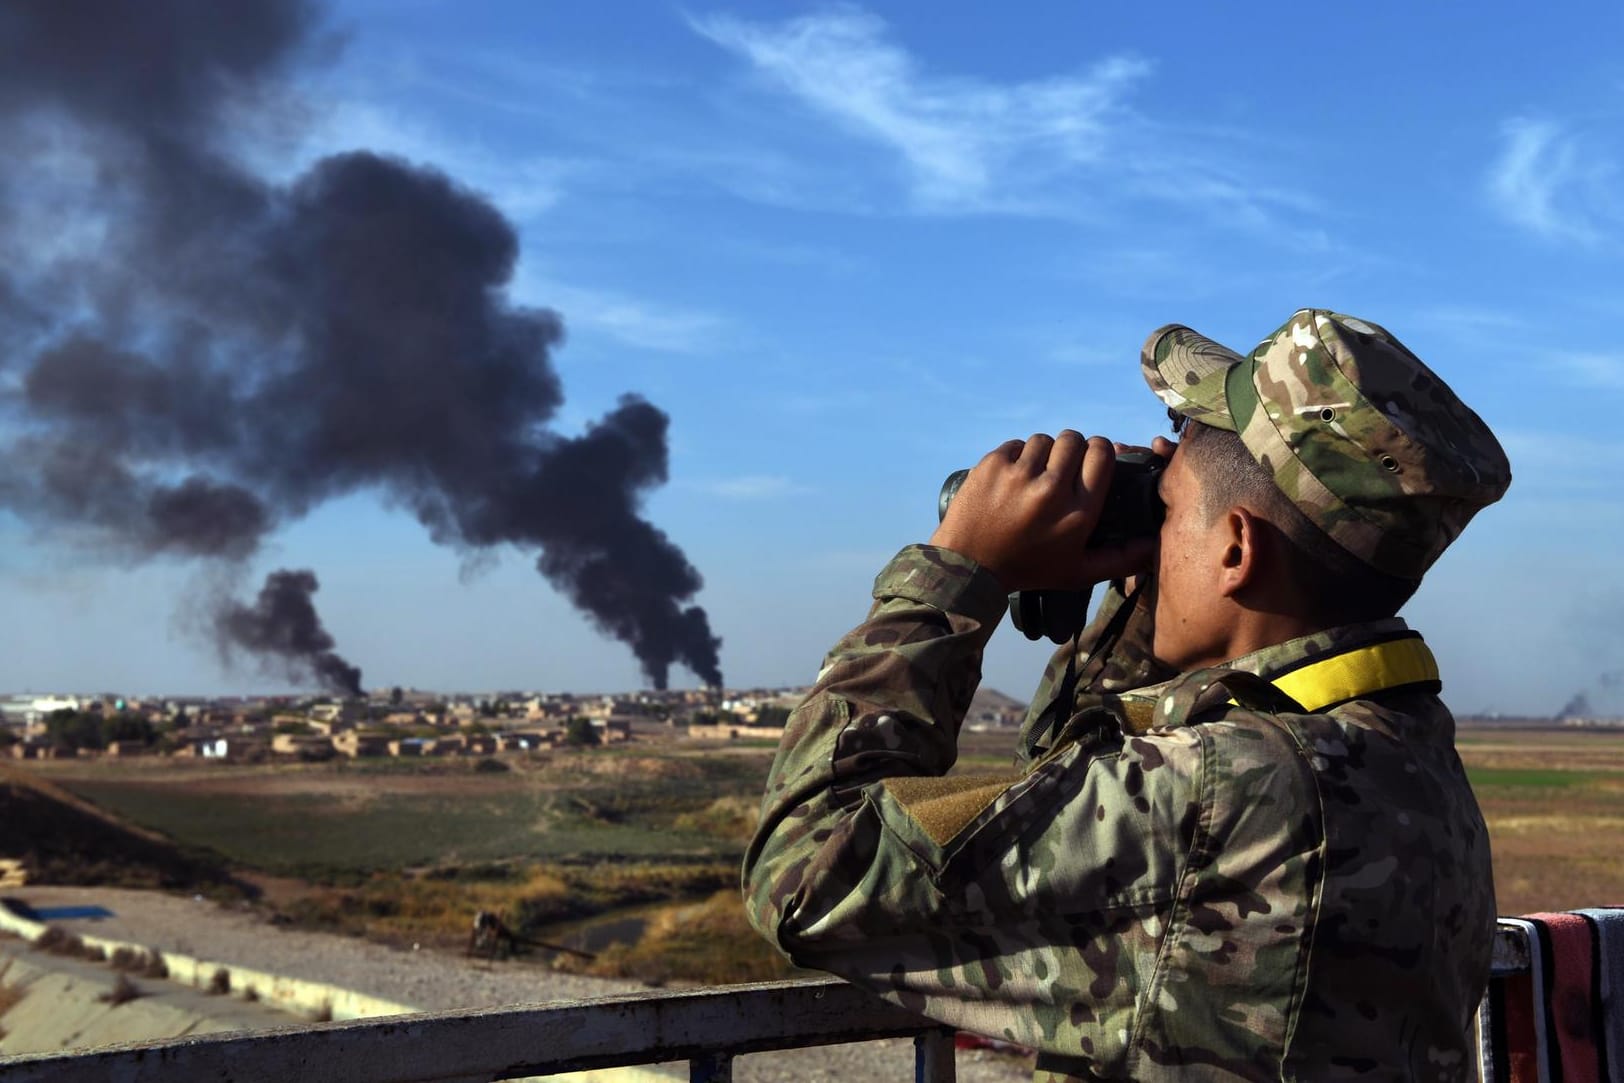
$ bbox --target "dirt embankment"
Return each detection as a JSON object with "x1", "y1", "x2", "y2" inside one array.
[{"x1": 0, "y1": 762, "x2": 242, "y2": 895}]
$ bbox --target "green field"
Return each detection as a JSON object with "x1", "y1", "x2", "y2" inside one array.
[
  {"x1": 1466, "y1": 767, "x2": 1610, "y2": 789},
  {"x1": 42, "y1": 750, "x2": 762, "y2": 878},
  {"x1": 1457, "y1": 727, "x2": 1624, "y2": 914},
  {"x1": 27, "y1": 725, "x2": 1624, "y2": 979},
  {"x1": 28, "y1": 747, "x2": 789, "y2": 983},
  {"x1": 57, "y1": 781, "x2": 731, "y2": 873}
]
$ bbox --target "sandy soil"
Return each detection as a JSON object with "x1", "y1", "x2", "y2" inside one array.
[{"x1": 10, "y1": 886, "x2": 1032, "y2": 1082}]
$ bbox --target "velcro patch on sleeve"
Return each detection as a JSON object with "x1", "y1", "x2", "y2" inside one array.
[{"x1": 882, "y1": 773, "x2": 1025, "y2": 846}]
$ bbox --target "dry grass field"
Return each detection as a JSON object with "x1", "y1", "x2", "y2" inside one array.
[
  {"x1": 35, "y1": 749, "x2": 757, "y2": 875},
  {"x1": 29, "y1": 745, "x2": 795, "y2": 984},
  {"x1": 1456, "y1": 726, "x2": 1624, "y2": 914},
  {"x1": 22, "y1": 724, "x2": 1622, "y2": 984}
]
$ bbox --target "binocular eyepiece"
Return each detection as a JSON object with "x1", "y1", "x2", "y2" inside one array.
[{"x1": 937, "y1": 449, "x2": 1166, "y2": 642}]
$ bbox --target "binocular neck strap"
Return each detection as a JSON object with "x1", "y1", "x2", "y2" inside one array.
[{"x1": 1023, "y1": 579, "x2": 1148, "y2": 759}]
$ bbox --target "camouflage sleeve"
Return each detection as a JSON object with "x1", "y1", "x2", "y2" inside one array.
[
  {"x1": 741, "y1": 542, "x2": 1004, "y2": 950},
  {"x1": 741, "y1": 546, "x2": 1219, "y2": 1062}
]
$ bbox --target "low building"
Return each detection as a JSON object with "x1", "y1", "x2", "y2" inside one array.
[
  {"x1": 434, "y1": 733, "x2": 468, "y2": 755},
  {"x1": 333, "y1": 732, "x2": 389, "y2": 758},
  {"x1": 271, "y1": 733, "x2": 335, "y2": 759},
  {"x1": 388, "y1": 737, "x2": 429, "y2": 757},
  {"x1": 310, "y1": 702, "x2": 361, "y2": 725},
  {"x1": 499, "y1": 732, "x2": 553, "y2": 752},
  {"x1": 9, "y1": 739, "x2": 71, "y2": 760},
  {"x1": 173, "y1": 736, "x2": 232, "y2": 759}
]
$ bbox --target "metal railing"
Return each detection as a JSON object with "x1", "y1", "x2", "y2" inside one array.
[
  {"x1": 0, "y1": 921, "x2": 1542, "y2": 1083},
  {"x1": 0, "y1": 977, "x2": 957, "y2": 1083},
  {"x1": 1475, "y1": 919, "x2": 1535, "y2": 1082}
]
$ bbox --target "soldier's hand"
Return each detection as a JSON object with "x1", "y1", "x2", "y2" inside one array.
[
  {"x1": 1114, "y1": 435, "x2": 1180, "y2": 461},
  {"x1": 928, "y1": 430, "x2": 1154, "y2": 591}
]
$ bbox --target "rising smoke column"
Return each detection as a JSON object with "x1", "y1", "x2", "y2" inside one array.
[
  {"x1": 216, "y1": 570, "x2": 362, "y2": 696},
  {"x1": 0, "y1": 0, "x2": 722, "y2": 690}
]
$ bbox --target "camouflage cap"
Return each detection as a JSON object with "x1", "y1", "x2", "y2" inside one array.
[{"x1": 1141, "y1": 309, "x2": 1511, "y2": 580}]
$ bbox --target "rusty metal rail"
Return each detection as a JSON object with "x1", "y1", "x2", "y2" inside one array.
[
  {"x1": 0, "y1": 923, "x2": 1545, "y2": 1082},
  {"x1": 0, "y1": 977, "x2": 957, "y2": 1083}
]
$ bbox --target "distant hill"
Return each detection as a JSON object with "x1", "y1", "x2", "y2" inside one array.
[{"x1": 0, "y1": 762, "x2": 245, "y2": 896}]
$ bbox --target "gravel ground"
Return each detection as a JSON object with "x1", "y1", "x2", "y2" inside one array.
[{"x1": 10, "y1": 886, "x2": 1033, "y2": 1082}]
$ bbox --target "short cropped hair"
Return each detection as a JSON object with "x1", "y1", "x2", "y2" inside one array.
[{"x1": 1178, "y1": 421, "x2": 1421, "y2": 625}]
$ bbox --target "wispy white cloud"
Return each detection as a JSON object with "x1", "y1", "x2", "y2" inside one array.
[
  {"x1": 1553, "y1": 352, "x2": 1624, "y2": 392},
  {"x1": 1485, "y1": 117, "x2": 1619, "y2": 244},
  {"x1": 692, "y1": 8, "x2": 1144, "y2": 213},
  {"x1": 690, "y1": 7, "x2": 1297, "y2": 226},
  {"x1": 518, "y1": 275, "x2": 734, "y2": 355},
  {"x1": 1497, "y1": 429, "x2": 1624, "y2": 491},
  {"x1": 695, "y1": 474, "x2": 811, "y2": 500}
]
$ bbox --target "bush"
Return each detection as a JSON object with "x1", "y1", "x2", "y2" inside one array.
[
  {"x1": 579, "y1": 891, "x2": 794, "y2": 986},
  {"x1": 140, "y1": 949, "x2": 169, "y2": 979},
  {"x1": 753, "y1": 705, "x2": 792, "y2": 727},
  {"x1": 208, "y1": 967, "x2": 231, "y2": 995},
  {"x1": 34, "y1": 927, "x2": 99, "y2": 960},
  {"x1": 672, "y1": 796, "x2": 759, "y2": 843},
  {"x1": 564, "y1": 717, "x2": 600, "y2": 748},
  {"x1": 99, "y1": 974, "x2": 142, "y2": 1005},
  {"x1": 109, "y1": 946, "x2": 143, "y2": 971},
  {"x1": 0, "y1": 971, "x2": 23, "y2": 1026}
]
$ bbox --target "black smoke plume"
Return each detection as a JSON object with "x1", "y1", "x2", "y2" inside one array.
[
  {"x1": 0, "y1": 0, "x2": 722, "y2": 689},
  {"x1": 217, "y1": 570, "x2": 362, "y2": 697},
  {"x1": 1554, "y1": 693, "x2": 1592, "y2": 721}
]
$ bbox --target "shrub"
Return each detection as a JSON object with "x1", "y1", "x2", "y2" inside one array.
[
  {"x1": 0, "y1": 970, "x2": 23, "y2": 1026},
  {"x1": 242, "y1": 984, "x2": 259, "y2": 1002},
  {"x1": 207, "y1": 967, "x2": 231, "y2": 995},
  {"x1": 34, "y1": 927, "x2": 107, "y2": 961},
  {"x1": 33, "y1": 926, "x2": 69, "y2": 954},
  {"x1": 311, "y1": 1000, "x2": 333, "y2": 1023},
  {"x1": 563, "y1": 717, "x2": 600, "y2": 748},
  {"x1": 140, "y1": 950, "x2": 169, "y2": 979},
  {"x1": 99, "y1": 975, "x2": 142, "y2": 1005},
  {"x1": 580, "y1": 890, "x2": 795, "y2": 986},
  {"x1": 672, "y1": 796, "x2": 759, "y2": 842}
]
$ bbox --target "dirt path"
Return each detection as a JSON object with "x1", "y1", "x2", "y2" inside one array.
[{"x1": 11, "y1": 886, "x2": 1032, "y2": 1082}]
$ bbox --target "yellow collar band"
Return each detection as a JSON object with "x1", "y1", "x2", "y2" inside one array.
[{"x1": 1268, "y1": 635, "x2": 1439, "y2": 712}]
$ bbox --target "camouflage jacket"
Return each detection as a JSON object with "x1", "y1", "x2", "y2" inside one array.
[{"x1": 742, "y1": 545, "x2": 1495, "y2": 1082}]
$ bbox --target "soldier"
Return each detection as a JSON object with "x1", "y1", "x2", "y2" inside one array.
[{"x1": 742, "y1": 310, "x2": 1511, "y2": 1081}]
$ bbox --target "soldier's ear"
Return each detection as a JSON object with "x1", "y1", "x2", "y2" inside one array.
[{"x1": 1215, "y1": 506, "x2": 1260, "y2": 599}]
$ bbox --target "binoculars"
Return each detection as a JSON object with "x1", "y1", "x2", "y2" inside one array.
[{"x1": 937, "y1": 449, "x2": 1165, "y2": 643}]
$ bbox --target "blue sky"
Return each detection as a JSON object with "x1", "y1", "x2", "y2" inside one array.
[{"x1": 4, "y1": 1, "x2": 1623, "y2": 715}]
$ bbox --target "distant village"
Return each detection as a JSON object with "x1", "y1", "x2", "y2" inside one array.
[
  {"x1": 6, "y1": 685, "x2": 1603, "y2": 765},
  {"x1": 0, "y1": 686, "x2": 1033, "y2": 763}
]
